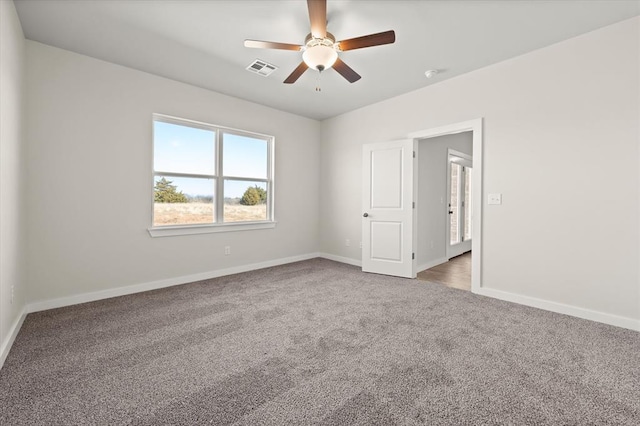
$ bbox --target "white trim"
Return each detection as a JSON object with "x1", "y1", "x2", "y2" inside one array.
[
  {"x1": 448, "y1": 149, "x2": 472, "y2": 164},
  {"x1": 23, "y1": 251, "x2": 363, "y2": 315},
  {"x1": 417, "y1": 257, "x2": 448, "y2": 273},
  {"x1": 4, "y1": 253, "x2": 635, "y2": 372},
  {"x1": 0, "y1": 307, "x2": 27, "y2": 370},
  {"x1": 26, "y1": 253, "x2": 320, "y2": 313},
  {"x1": 148, "y1": 221, "x2": 276, "y2": 237},
  {"x1": 475, "y1": 287, "x2": 640, "y2": 331},
  {"x1": 409, "y1": 118, "x2": 483, "y2": 293},
  {"x1": 319, "y1": 252, "x2": 362, "y2": 267},
  {"x1": 153, "y1": 113, "x2": 274, "y2": 141},
  {"x1": 414, "y1": 142, "x2": 421, "y2": 274},
  {"x1": 408, "y1": 119, "x2": 482, "y2": 140},
  {"x1": 151, "y1": 113, "x2": 276, "y2": 230}
]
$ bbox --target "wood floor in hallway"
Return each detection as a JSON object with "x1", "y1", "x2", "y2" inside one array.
[{"x1": 417, "y1": 252, "x2": 471, "y2": 291}]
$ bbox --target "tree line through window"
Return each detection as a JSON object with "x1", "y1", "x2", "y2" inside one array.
[{"x1": 152, "y1": 115, "x2": 274, "y2": 227}]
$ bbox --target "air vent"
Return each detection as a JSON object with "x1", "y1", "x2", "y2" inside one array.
[{"x1": 246, "y1": 59, "x2": 278, "y2": 77}]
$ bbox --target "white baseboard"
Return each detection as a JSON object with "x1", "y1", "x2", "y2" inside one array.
[
  {"x1": 0, "y1": 307, "x2": 27, "y2": 370},
  {"x1": 7, "y1": 252, "x2": 635, "y2": 373},
  {"x1": 475, "y1": 287, "x2": 640, "y2": 332},
  {"x1": 417, "y1": 257, "x2": 448, "y2": 273},
  {"x1": 26, "y1": 252, "x2": 321, "y2": 314},
  {"x1": 318, "y1": 252, "x2": 362, "y2": 267}
]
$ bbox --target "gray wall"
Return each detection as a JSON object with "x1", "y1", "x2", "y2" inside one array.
[
  {"x1": 24, "y1": 41, "x2": 321, "y2": 303},
  {"x1": 320, "y1": 17, "x2": 639, "y2": 323},
  {"x1": 0, "y1": 0, "x2": 27, "y2": 364},
  {"x1": 417, "y1": 132, "x2": 472, "y2": 270}
]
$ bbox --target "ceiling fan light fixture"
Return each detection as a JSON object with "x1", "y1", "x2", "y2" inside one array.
[
  {"x1": 244, "y1": 1, "x2": 394, "y2": 85},
  {"x1": 302, "y1": 44, "x2": 338, "y2": 71}
]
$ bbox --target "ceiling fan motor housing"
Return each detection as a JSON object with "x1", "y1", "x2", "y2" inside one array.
[{"x1": 303, "y1": 32, "x2": 339, "y2": 71}]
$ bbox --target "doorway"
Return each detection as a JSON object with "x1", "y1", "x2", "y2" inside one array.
[
  {"x1": 408, "y1": 119, "x2": 483, "y2": 293},
  {"x1": 414, "y1": 136, "x2": 472, "y2": 290},
  {"x1": 418, "y1": 148, "x2": 473, "y2": 290},
  {"x1": 360, "y1": 119, "x2": 482, "y2": 291}
]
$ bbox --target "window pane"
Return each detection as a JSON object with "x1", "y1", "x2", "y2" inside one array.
[
  {"x1": 154, "y1": 121, "x2": 215, "y2": 175},
  {"x1": 450, "y1": 163, "x2": 460, "y2": 244},
  {"x1": 464, "y1": 168, "x2": 472, "y2": 241},
  {"x1": 153, "y1": 176, "x2": 215, "y2": 226},
  {"x1": 222, "y1": 133, "x2": 268, "y2": 179},
  {"x1": 224, "y1": 180, "x2": 267, "y2": 222}
]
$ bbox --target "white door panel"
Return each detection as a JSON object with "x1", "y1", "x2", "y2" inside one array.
[
  {"x1": 370, "y1": 221, "x2": 402, "y2": 261},
  {"x1": 371, "y1": 149, "x2": 403, "y2": 208},
  {"x1": 362, "y1": 139, "x2": 415, "y2": 278}
]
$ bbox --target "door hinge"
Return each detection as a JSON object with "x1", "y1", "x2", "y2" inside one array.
[
  {"x1": 412, "y1": 201, "x2": 415, "y2": 209},
  {"x1": 412, "y1": 253, "x2": 415, "y2": 260},
  {"x1": 413, "y1": 151, "x2": 415, "y2": 158}
]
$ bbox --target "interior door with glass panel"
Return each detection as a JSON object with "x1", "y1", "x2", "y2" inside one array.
[{"x1": 447, "y1": 151, "x2": 472, "y2": 259}]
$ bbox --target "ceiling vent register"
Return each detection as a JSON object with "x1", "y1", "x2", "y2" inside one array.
[{"x1": 246, "y1": 59, "x2": 278, "y2": 76}]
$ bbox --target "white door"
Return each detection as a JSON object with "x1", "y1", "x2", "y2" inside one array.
[
  {"x1": 446, "y1": 151, "x2": 472, "y2": 259},
  {"x1": 362, "y1": 139, "x2": 415, "y2": 278}
]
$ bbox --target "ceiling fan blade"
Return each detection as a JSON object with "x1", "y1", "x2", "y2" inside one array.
[
  {"x1": 337, "y1": 30, "x2": 396, "y2": 51},
  {"x1": 333, "y1": 58, "x2": 361, "y2": 83},
  {"x1": 307, "y1": 0, "x2": 327, "y2": 38},
  {"x1": 244, "y1": 40, "x2": 303, "y2": 51},
  {"x1": 284, "y1": 62, "x2": 309, "y2": 84}
]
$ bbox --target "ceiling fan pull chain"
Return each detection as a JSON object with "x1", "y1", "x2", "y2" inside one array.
[{"x1": 315, "y1": 70, "x2": 322, "y2": 92}]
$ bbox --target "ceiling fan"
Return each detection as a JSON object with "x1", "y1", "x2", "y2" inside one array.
[{"x1": 244, "y1": 0, "x2": 395, "y2": 84}]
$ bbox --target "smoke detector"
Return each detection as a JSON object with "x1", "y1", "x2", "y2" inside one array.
[{"x1": 424, "y1": 69, "x2": 439, "y2": 79}]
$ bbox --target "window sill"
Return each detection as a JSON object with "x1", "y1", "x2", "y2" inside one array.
[{"x1": 148, "y1": 221, "x2": 277, "y2": 238}]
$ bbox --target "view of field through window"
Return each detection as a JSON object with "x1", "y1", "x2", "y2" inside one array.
[{"x1": 153, "y1": 119, "x2": 270, "y2": 226}]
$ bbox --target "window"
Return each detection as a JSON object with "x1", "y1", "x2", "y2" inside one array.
[
  {"x1": 150, "y1": 114, "x2": 274, "y2": 236},
  {"x1": 448, "y1": 152, "x2": 472, "y2": 246}
]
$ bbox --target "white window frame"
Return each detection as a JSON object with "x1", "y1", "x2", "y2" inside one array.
[{"x1": 148, "y1": 114, "x2": 275, "y2": 237}]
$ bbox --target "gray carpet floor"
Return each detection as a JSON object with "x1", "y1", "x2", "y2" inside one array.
[{"x1": 1, "y1": 258, "x2": 638, "y2": 425}]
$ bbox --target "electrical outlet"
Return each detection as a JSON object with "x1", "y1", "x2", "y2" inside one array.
[
  {"x1": 345, "y1": 239, "x2": 350, "y2": 247},
  {"x1": 11, "y1": 285, "x2": 14, "y2": 304},
  {"x1": 224, "y1": 246, "x2": 231, "y2": 255}
]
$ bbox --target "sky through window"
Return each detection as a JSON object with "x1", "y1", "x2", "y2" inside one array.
[{"x1": 154, "y1": 121, "x2": 268, "y2": 198}]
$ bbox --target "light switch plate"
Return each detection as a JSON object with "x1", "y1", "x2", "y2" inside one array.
[{"x1": 488, "y1": 193, "x2": 502, "y2": 205}]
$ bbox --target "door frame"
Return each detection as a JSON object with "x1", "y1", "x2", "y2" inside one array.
[
  {"x1": 446, "y1": 149, "x2": 473, "y2": 259},
  {"x1": 408, "y1": 118, "x2": 483, "y2": 293}
]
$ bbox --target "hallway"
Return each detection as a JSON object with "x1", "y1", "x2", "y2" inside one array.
[{"x1": 417, "y1": 252, "x2": 471, "y2": 291}]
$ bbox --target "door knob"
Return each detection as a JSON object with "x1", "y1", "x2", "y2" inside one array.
[
  {"x1": 448, "y1": 211, "x2": 454, "y2": 214},
  {"x1": 363, "y1": 213, "x2": 369, "y2": 217}
]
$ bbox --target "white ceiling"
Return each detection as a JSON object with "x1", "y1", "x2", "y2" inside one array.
[{"x1": 14, "y1": 0, "x2": 640, "y2": 121}]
